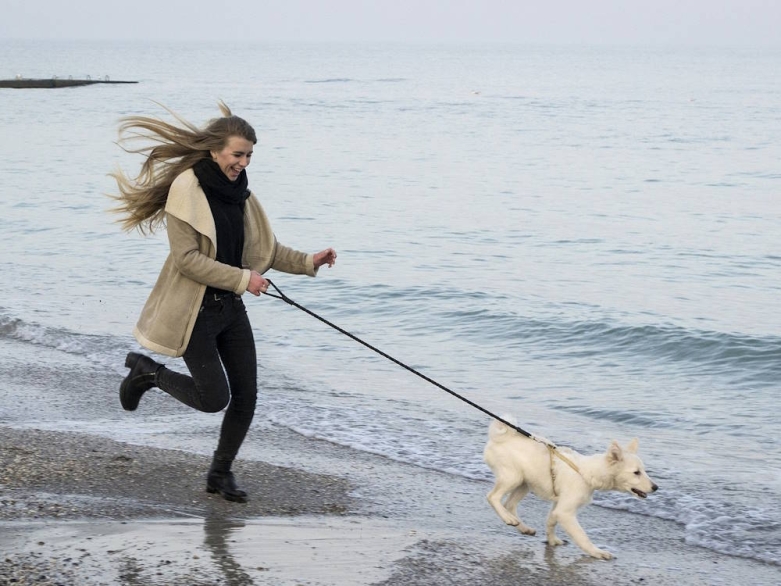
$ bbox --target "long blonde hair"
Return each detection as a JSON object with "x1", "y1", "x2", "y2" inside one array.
[{"x1": 109, "y1": 101, "x2": 257, "y2": 233}]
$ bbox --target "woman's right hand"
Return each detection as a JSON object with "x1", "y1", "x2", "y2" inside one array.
[{"x1": 248, "y1": 271, "x2": 269, "y2": 296}]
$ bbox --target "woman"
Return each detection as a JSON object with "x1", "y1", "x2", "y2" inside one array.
[{"x1": 111, "y1": 102, "x2": 336, "y2": 502}]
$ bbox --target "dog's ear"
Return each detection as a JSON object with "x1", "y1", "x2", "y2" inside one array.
[
  {"x1": 626, "y1": 438, "x2": 639, "y2": 454},
  {"x1": 607, "y1": 440, "x2": 624, "y2": 463}
]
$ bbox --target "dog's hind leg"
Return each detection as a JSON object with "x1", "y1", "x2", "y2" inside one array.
[
  {"x1": 503, "y1": 485, "x2": 536, "y2": 535},
  {"x1": 487, "y1": 476, "x2": 524, "y2": 527},
  {"x1": 548, "y1": 503, "x2": 612, "y2": 560}
]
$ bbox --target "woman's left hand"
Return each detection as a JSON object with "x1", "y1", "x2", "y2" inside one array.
[{"x1": 314, "y1": 248, "x2": 337, "y2": 269}]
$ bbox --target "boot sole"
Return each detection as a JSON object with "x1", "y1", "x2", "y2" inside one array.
[{"x1": 206, "y1": 485, "x2": 248, "y2": 503}]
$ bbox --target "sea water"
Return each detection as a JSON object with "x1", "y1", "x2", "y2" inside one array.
[{"x1": 1, "y1": 40, "x2": 779, "y2": 565}]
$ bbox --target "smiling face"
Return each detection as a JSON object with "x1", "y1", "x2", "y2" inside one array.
[{"x1": 210, "y1": 135, "x2": 254, "y2": 181}]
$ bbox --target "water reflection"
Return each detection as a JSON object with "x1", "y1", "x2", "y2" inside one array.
[{"x1": 203, "y1": 517, "x2": 254, "y2": 586}]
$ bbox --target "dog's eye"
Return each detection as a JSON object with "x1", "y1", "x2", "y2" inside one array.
[{"x1": 634, "y1": 470, "x2": 641, "y2": 476}]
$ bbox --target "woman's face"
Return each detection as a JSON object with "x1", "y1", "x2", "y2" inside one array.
[{"x1": 211, "y1": 136, "x2": 254, "y2": 181}]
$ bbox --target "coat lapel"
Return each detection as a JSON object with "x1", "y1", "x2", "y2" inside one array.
[{"x1": 164, "y1": 168, "x2": 217, "y2": 251}]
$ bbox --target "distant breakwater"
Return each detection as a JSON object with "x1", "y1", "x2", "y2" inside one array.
[{"x1": 0, "y1": 78, "x2": 137, "y2": 89}]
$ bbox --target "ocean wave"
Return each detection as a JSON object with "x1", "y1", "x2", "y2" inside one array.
[
  {"x1": 280, "y1": 282, "x2": 781, "y2": 387},
  {"x1": 266, "y1": 396, "x2": 780, "y2": 566},
  {"x1": 0, "y1": 311, "x2": 126, "y2": 367},
  {"x1": 304, "y1": 77, "x2": 353, "y2": 83},
  {"x1": 596, "y1": 490, "x2": 781, "y2": 565},
  {"x1": 527, "y1": 319, "x2": 781, "y2": 384},
  {"x1": 550, "y1": 405, "x2": 672, "y2": 428},
  {"x1": 408, "y1": 304, "x2": 780, "y2": 387}
]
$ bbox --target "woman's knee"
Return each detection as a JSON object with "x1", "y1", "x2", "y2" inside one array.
[{"x1": 196, "y1": 390, "x2": 231, "y2": 413}]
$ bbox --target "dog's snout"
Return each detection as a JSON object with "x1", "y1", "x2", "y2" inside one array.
[{"x1": 651, "y1": 483, "x2": 659, "y2": 492}]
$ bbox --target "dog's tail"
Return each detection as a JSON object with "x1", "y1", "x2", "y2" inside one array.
[{"x1": 488, "y1": 414, "x2": 519, "y2": 440}]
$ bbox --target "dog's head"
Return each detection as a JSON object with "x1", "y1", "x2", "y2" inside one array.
[{"x1": 605, "y1": 439, "x2": 659, "y2": 499}]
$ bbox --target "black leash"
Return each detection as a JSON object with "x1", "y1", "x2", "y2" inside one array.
[{"x1": 263, "y1": 279, "x2": 535, "y2": 439}]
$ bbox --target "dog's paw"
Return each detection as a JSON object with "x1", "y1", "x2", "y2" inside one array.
[
  {"x1": 515, "y1": 525, "x2": 536, "y2": 536},
  {"x1": 590, "y1": 548, "x2": 613, "y2": 560},
  {"x1": 547, "y1": 536, "x2": 565, "y2": 547}
]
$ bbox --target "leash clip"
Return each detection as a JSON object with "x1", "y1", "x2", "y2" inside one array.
[{"x1": 263, "y1": 279, "x2": 294, "y2": 305}]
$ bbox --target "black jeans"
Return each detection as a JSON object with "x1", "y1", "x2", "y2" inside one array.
[{"x1": 156, "y1": 294, "x2": 257, "y2": 466}]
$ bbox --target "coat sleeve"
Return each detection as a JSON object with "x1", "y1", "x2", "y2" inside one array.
[
  {"x1": 166, "y1": 214, "x2": 252, "y2": 294},
  {"x1": 270, "y1": 240, "x2": 317, "y2": 277}
]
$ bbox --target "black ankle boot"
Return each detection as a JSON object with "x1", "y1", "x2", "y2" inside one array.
[
  {"x1": 120, "y1": 352, "x2": 161, "y2": 411},
  {"x1": 206, "y1": 469, "x2": 248, "y2": 503}
]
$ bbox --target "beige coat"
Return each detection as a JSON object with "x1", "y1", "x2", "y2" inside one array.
[{"x1": 133, "y1": 168, "x2": 316, "y2": 357}]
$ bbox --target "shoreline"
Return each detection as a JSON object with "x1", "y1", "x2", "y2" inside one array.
[{"x1": 2, "y1": 426, "x2": 780, "y2": 585}]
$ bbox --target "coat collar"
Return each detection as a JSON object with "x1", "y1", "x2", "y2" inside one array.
[{"x1": 164, "y1": 168, "x2": 217, "y2": 248}]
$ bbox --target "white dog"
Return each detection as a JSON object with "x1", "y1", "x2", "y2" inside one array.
[{"x1": 483, "y1": 417, "x2": 658, "y2": 559}]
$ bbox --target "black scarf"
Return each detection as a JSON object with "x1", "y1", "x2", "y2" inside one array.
[{"x1": 193, "y1": 158, "x2": 250, "y2": 205}]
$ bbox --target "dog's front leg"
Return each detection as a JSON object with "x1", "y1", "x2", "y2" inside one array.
[{"x1": 552, "y1": 504, "x2": 612, "y2": 560}]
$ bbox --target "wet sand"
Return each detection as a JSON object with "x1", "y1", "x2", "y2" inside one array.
[{"x1": 1, "y1": 425, "x2": 780, "y2": 585}]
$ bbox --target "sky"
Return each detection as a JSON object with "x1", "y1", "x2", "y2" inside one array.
[{"x1": 1, "y1": 0, "x2": 779, "y2": 46}]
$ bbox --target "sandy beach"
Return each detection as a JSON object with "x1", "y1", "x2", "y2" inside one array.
[
  {"x1": 3, "y1": 34, "x2": 781, "y2": 586},
  {"x1": 1, "y1": 423, "x2": 779, "y2": 586}
]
